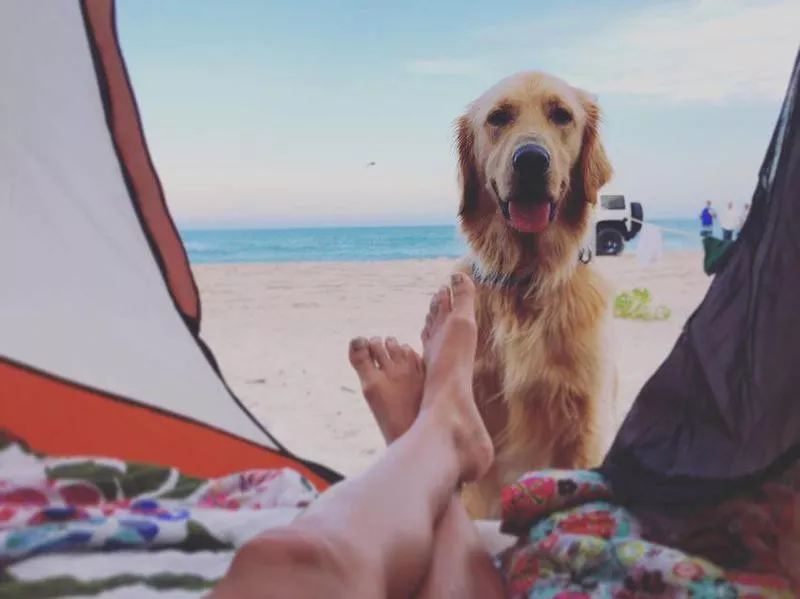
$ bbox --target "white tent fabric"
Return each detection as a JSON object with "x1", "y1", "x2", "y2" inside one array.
[
  {"x1": 0, "y1": 0, "x2": 340, "y2": 491},
  {"x1": 0, "y1": 3, "x2": 338, "y2": 595},
  {"x1": 0, "y1": 1, "x2": 274, "y2": 449}
]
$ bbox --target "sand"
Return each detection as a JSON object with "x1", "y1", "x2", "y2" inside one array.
[{"x1": 193, "y1": 251, "x2": 711, "y2": 477}]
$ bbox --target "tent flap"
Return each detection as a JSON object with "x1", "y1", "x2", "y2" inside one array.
[
  {"x1": 0, "y1": 0, "x2": 341, "y2": 491},
  {"x1": 602, "y1": 46, "x2": 800, "y2": 507}
]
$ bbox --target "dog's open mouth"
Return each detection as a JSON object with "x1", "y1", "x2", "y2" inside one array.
[
  {"x1": 493, "y1": 180, "x2": 556, "y2": 234},
  {"x1": 502, "y1": 200, "x2": 556, "y2": 234}
]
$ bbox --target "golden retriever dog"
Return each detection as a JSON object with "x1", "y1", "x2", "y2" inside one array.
[{"x1": 453, "y1": 71, "x2": 618, "y2": 519}]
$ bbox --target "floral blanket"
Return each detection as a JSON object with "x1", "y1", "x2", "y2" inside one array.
[
  {"x1": 0, "y1": 437, "x2": 319, "y2": 598},
  {"x1": 498, "y1": 469, "x2": 798, "y2": 598},
  {"x1": 3, "y1": 431, "x2": 798, "y2": 599}
]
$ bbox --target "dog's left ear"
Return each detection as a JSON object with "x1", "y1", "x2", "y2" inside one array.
[
  {"x1": 455, "y1": 114, "x2": 480, "y2": 219},
  {"x1": 577, "y1": 92, "x2": 613, "y2": 204}
]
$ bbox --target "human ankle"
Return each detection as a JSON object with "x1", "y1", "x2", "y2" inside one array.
[{"x1": 419, "y1": 402, "x2": 489, "y2": 484}]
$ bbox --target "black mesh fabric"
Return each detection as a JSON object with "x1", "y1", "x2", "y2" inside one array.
[{"x1": 601, "y1": 47, "x2": 800, "y2": 508}]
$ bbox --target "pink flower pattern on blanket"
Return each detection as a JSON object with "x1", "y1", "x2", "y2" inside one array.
[
  {"x1": 0, "y1": 445, "x2": 319, "y2": 564},
  {"x1": 498, "y1": 469, "x2": 798, "y2": 598}
]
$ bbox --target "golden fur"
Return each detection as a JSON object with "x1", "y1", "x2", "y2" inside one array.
[{"x1": 454, "y1": 71, "x2": 618, "y2": 519}]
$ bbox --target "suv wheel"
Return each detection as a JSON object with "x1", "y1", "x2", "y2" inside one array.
[{"x1": 597, "y1": 226, "x2": 625, "y2": 256}]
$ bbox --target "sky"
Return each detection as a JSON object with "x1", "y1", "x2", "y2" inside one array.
[{"x1": 116, "y1": 0, "x2": 800, "y2": 228}]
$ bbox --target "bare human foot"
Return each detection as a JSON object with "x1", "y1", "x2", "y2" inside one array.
[
  {"x1": 419, "y1": 273, "x2": 493, "y2": 484},
  {"x1": 348, "y1": 336, "x2": 424, "y2": 444},
  {"x1": 349, "y1": 274, "x2": 492, "y2": 483}
]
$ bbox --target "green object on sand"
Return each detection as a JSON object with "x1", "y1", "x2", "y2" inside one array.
[
  {"x1": 614, "y1": 287, "x2": 671, "y2": 321},
  {"x1": 702, "y1": 236, "x2": 735, "y2": 276}
]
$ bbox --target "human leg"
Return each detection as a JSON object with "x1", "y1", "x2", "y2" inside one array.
[
  {"x1": 211, "y1": 274, "x2": 494, "y2": 599},
  {"x1": 348, "y1": 327, "x2": 507, "y2": 599},
  {"x1": 415, "y1": 496, "x2": 507, "y2": 599}
]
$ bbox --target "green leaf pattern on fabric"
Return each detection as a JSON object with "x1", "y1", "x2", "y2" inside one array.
[{"x1": 0, "y1": 442, "x2": 320, "y2": 595}]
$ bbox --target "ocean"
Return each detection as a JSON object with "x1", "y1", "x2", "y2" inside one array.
[{"x1": 181, "y1": 219, "x2": 708, "y2": 265}]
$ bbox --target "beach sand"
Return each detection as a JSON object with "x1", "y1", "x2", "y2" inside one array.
[{"x1": 193, "y1": 251, "x2": 711, "y2": 477}]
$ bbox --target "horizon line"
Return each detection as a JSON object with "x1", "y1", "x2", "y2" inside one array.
[{"x1": 176, "y1": 215, "x2": 702, "y2": 232}]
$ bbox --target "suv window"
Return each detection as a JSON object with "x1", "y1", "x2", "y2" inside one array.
[{"x1": 600, "y1": 195, "x2": 626, "y2": 210}]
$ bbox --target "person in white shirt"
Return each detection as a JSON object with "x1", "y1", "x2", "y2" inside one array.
[
  {"x1": 720, "y1": 201, "x2": 737, "y2": 241},
  {"x1": 738, "y1": 203, "x2": 750, "y2": 237}
]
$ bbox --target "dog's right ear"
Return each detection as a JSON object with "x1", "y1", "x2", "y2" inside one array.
[
  {"x1": 576, "y1": 93, "x2": 613, "y2": 205},
  {"x1": 455, "y1": 115, "x2": 480, "y2": 219}
]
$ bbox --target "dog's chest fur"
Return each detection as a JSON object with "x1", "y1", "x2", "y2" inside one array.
[{"x1": 464, "y1": 264, "x2": 614, "y2": 516}]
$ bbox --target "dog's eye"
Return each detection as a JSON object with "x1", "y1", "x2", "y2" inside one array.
[
  {"x1": 487, "y1": 107, "x2": 513, "y2": 127},
  {"x1": 550, "y1": 106, "x2": 573, "y2": 126}
]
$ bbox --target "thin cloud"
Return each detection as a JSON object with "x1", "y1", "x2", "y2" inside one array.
[
  {"x1": 474, "y1": 4, "x2": 618, "y2": 43},
  {"x1": 562, "y1": 0, "x2": 800, "y2": 103},
  {"x1": 404, "y1": 59, "x2": 482, "y2": 76},
  {"x1": 483, "y1": 0, "x2": 800, "y2": 103}
]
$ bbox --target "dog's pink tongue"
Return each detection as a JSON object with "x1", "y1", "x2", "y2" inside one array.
[{"x1": 509, "y1": 202, "x2": 550, "y2": 233}]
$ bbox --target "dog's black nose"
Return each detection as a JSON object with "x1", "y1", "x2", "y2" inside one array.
[{"x1": 512, "y1": 143, "x2": 550, "y2": 183}]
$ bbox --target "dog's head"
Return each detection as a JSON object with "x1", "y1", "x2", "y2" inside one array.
[{"x1": 456, "y1": 71, "x2": 612, "y2": 277}]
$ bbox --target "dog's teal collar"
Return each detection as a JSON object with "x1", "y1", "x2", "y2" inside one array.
[
  {"x1": 468, "y1": 247, "x2": 593, "y2": 291},
  {"x1": 469, "y1": 260, "x2": 534, "y2": 289}
]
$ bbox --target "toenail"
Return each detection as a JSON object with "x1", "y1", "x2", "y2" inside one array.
[
  {"x1": 351, "y1": 337, "x2": 367, "y2": 349},
  {"x1": 451, "y1": 273, "x2": 463, "y2": 286}
]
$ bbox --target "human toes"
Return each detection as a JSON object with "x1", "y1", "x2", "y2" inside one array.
[
  {"x1": 448, "y1": 273, "x2": 476, "y2": 319},
  {"x1": 388, "y1": 339, "x2": 423, "y2": 377},
  {"x1": 421, "y1": 283, "x2": 454, "y2": 349},
  {"x1": 367, "y1": 337, "x2": 391, "y2": 369},
  {"x1": 385, "y1": 337, "x2": 405, "y2": 363},
  {"x1": 421, "y1": 312, "x2": 432, "y2": 345},
  {"x1": 426, "y1": 286, "x2": 450, "y2": 331},
  {"x1": 349, "y1": 337, "x2": 378, "y2": 384},
  {"x1": 431, "y1": 285, "x2": 451, "y2": 317},
  {"x1": 421, "y1": 296, "x2": 437, "y2": 345},
  {"x1": 402, "y1": 344, "x2": 424, "y2": 374}
]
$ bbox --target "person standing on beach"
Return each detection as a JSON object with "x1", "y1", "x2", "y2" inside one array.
[
  {"x1": 720, "y1": 201, "x2": 737, "y2": 241},
  {"x1": 738, "y1": 203, "x2": 750, "y2": 237},
  {"x1": 699, "y1": 201, "x2": 716, "y2": 237}
]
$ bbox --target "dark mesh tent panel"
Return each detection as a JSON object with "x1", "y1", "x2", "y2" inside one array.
[{"x1": 601, "y1": 47, "x2": 800, "y2": 508}]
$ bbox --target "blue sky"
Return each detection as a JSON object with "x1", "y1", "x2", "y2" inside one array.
[{"x1": 116, "y1": 0, "x2": 800, "y2": 227}]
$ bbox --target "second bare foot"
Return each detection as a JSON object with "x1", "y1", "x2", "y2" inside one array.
[
  {"x1": 420, "y1": 274, "x2": 493, "y2": 484},
  {"x1": 348, "y1": 336, "x2": 424, "y2": 443}
]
